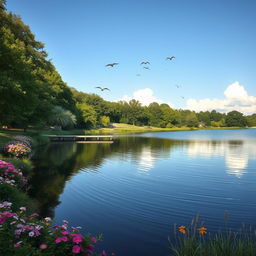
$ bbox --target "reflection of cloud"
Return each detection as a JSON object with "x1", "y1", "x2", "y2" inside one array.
[
  {"x1": 225, "y1": 153, "x2": 248, "y2": 178},
  {"x1": 138, "y1": 146, "x2": 156, "y2": 172},
  {"x1": 187, "y1": 141, "x2": 224, "y2": 158},
  {"x1": 187, "y1": 140, "x2": 255, "y2": 178}
]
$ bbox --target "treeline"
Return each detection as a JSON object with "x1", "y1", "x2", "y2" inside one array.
[{"x1": 1, "y1": 0, "x2": 255, "y2": 130}]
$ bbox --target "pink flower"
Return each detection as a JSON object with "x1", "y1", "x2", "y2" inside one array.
[
  {"x1": 55, "y1": 237, "x2": 62, "y2": 244},
  {"x1": 72, "y1": 245, "x2": 81, "y2": 254},
  {"x1": 72, "y1": 234, "x2": 83, "y2": 244},
  {"x1": 61, "y1": 231, "x2": 69, "y2": 235},
  {"x1": 0, "y1": 216, "x2": 6, "y2": 224},
  {"x1": 62, "y1": 236, "x2": 68, "y2": 242},
  {"x1": 91, "y1": 237, "x2": 97, "y2": 243},
  {"x1": 102, "y1": 250, "x2": 107, "y2": 256},
  {"x1": 55, "y1": 236, "x2": 68, "y2": 243},
  {"x1": 14, "y1": 241, "x2": 22, "y2": 248},
  {"x1": 39, "y1": 244, "x2": 47, "y2": 249}
]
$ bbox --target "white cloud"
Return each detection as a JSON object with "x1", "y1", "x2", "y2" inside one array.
[
  {"x1": 120, "y1": 88, "x2": 171, "y2": 106},
  {"x1": 186, "y1": 81, "x2": 256, "y2": 114}
]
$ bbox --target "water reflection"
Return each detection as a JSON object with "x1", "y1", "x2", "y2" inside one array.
[
  {"x1": 186, "y1": 140, "x2": 255, "y2": 178},
  {"x1": 30, "y1": 134, "x2": 255, "y2": 217},
  {"x1": 138, "y1": 146, "x2": 156, "y2": 172}
]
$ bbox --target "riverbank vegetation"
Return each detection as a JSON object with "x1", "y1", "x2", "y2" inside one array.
[
  {"x1": 0, "y1": 135, "x2": 106, "y2": 256},
  {"x1": 170, "y1": 216, "x2": 256, "y2": 256},
  {"x1": 1, "y1": 1, "x2": 256, "y2": 133}
]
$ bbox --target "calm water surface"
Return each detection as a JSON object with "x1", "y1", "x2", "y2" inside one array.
[{"x1": 31, "y1": 129, "x2": 256, "y2": 256}]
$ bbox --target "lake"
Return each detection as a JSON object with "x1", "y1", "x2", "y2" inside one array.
[{"x1": 30, "y1": 129, "x2": 256, "y2": 256}]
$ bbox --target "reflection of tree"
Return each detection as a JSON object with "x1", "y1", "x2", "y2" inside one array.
[{"x1": 30, "y1": 137, "x2": 182, "y2": 217}]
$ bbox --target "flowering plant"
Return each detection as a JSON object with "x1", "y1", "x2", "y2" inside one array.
[
  {"x1": 4, "y1": 143, "x2": 31, "y2": 158},
  {"x1": 11, "y1": 136, "x2": 32, "y2": 148},
  {"x1": 0, "y1": 160, "x2": 27, "y2": 188},
  {"x1": 0, "y1": 201, "x2": 106, "y2": 256}
]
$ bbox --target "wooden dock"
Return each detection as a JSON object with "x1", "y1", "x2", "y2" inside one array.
[{"x1": 43, "y1": 135, "x2": 114, "y2": 143}]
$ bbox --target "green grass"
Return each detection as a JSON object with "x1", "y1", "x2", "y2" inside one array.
[
  {"x1": 170, "y1": 216, "x2": 256, "y2": 256},
  {"x1": 0, "y1": 125, "x2": 247, "y2": 143}
]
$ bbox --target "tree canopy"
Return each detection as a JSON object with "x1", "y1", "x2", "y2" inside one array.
[{"x1": 0, "y1": 1, "x2": 255, "y2": 130}]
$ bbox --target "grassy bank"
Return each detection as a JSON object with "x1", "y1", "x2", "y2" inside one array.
[
  {"x1": 0, "y1": 125, "x2": 246, "y2": 146},
  {"x1": 0, "y1": 130, "x2": 50, "y2": 147}
]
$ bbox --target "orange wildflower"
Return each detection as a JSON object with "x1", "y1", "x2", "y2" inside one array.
[
  {"x1": 198, "y1": 226, "x2": 207, "y2": 235},
  {"x1": 178, "y1": 225, "x2": 186, "y2": 234}
]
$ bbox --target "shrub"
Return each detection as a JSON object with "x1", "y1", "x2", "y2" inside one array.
[
  {"x1": 0, "y1": 160, "x2": 27, "y2": 189},
  {"x1": 0, "y1": 201, "x2": 104, "y2": 256},
  {"x1": 3, "y1": 143, "x2": 31, "y2": 158},
  {"x1": 1, "y1": 158, "x2": 33, "y2": 177},
  {"x1": 0, "y1": 184, "x2": 35, "y2": 212}
]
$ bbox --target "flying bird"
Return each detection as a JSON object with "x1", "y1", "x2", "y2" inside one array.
[
  {"x1": 95, "y1": 86, "x2": 110, "y2": 91},
  {"x1": 175, "y1": 84, "x2": 182, "y2": 88},
  {"x1": 143, "y1": 66, "x2": 150, "y2": 70},
  {"x1": 140, "y1": 61, "x2": 150, "y2": 65},
  {"x1": 166, "y1": 56, "x2": 175, "y2": 61},
  {"x1": 105, "y1": 63, "x2": 119, "y2": 67},
  {"x1": 180, "y1": 96, "x2": 185, "y2": 99},
  {"x1": 136, "y1": 74, "x2": 141, "y2": 76}
]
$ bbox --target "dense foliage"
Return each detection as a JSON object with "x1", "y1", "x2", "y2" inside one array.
[{"x1": 0, "y1": 0, "x2": 255, "y2": 130}]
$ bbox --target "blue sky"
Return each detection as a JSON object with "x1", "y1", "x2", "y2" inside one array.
[{"x1": 7, "y1": 0, "x2": 256, "y2": 113}]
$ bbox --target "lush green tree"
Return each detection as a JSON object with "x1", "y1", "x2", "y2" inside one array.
[
  {"x1": 48, "y1": 106, "x2": 76, "y2": 129},
  {"x1": 160, "y1": 104, "x2": 181, "y2": 127},
  {"x1": 0, "y1": 2, "x2": 76, "y2": 128},
  {"x1": 180, "y1": 110, "x2": 198, "y2": 127},
  {"x1": 100, "y1": 116, "x2": 110, "y2": 127},
  {"x1": 226, "y1": 111, "x2": 247, "y2": 127},
  {"x1": 197, "y1": 111, "x2": 211, "y2": 126},
  {"x1": 246, "y1": 114, "x2": 256, "y2": 127},
  {"x1": 76, "y1": 103, "x2": 97, "y2": 128},
  {"x1": 148, "y1": 102, "x2": 164, "y2": 127},
  {"x1": 126, "y1": 100, "x2": 144, "y2": 125},
  {"x1": 210, "y1": 110, "x2": 225, "y2": 122}
]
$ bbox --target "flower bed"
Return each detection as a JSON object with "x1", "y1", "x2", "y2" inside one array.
[
  {"x1": 0, "y1": 201, "x2": 105, "y2": 256},
  {"x1": 0, "y1": 136, "x2": 110, "y2": 255},
  {"x1": 0, "y1": 160, "x2": 27, "y2": 189},
  {"x1": 4, "y1": 143, "x2": 31, "y2": 158}
]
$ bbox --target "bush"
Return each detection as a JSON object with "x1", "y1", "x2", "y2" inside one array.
[
  {"x1": 1, "y1": 158, "x2": 33, "y2": 177},
  {"x1": 0, "y1": 160, "x2": 27, "y2": 189},
  {"x1": 3, "y1": 143, "x2": 31, "y2": 158},
  {"x1": 0, "y1": 201, "x2": 104, "y2": 256},
  {"x1": 0, "y1": 184, "x2": 35, "y2": 213}
]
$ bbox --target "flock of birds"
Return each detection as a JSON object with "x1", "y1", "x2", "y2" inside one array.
[{"x1": 94, "y1": 56, "x2": 185, "y2": 99}]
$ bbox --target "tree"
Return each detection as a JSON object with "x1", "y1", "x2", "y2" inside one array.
[
  {"x1": 197, "y1": 111, "x2": 211, "y2": 126},
  {"x1": 180, "y1": 110, "x2": 198, "y2": 127},
  {"x1": 0, "y1": 3, "x2": 77, "y2": 128},
  {"x1": 148, "y1": 102, "x2": 164, "y2": 127},
  {"x1": 225, "y1": 111, "x2": 247, "y2": 127},
  {"x1": 100, "y1": 116, "x2": 110, "y2": 127},
  {"x1": 76, "y1": 103, "x2": 97, "y2": 128},
  {"x1": 246, "y1": 114, "x2": 256, "y2": 127},
  {"x1": 48, "y1": 106, "x2": 76, "y2": 129}
]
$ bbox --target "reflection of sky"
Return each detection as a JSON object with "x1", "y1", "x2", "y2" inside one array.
[
  {"x1": 187, "y1": 141, "x2": 255, "y2": 178},
  {"x1": 138, "y1": 146, "x2": 156, "y2": 172}
]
